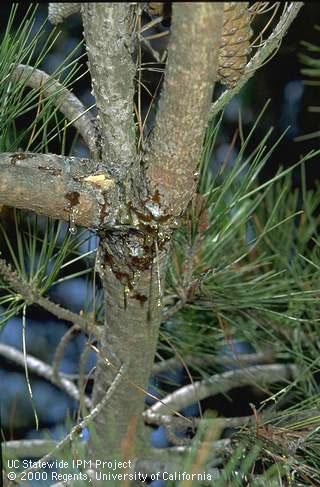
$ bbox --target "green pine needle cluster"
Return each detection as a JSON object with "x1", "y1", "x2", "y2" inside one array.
[{"x1": 0, "y1": 4, "x2": 86, "y2": 154}]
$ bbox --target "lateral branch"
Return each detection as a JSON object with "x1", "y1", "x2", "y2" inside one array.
[{"x1": 0, "y1": 152, "x2": 118, "y2": 229}]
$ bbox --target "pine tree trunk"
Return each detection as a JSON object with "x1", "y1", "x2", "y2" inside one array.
[
  {"x1": 88, "y1": 228, "x2": 169, "y2": 464},
  {"x1": 80, "y1": 1, "x2": 224, "y2": 477}
]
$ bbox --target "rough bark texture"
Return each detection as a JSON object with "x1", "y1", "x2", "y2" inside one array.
[
  {"x1": 143, "y1": 3, "x2": 224, "y2": 221},
  {"x1": 81, "y1": 3, "x2": 137, "y2": 181},
  {"x1": 80, "y1": 2, "x2": 172, "y2": 467},
  {"x1": 90, "y1": 236, "x2": 169, "y2": 462},
  {"x1": 79, "y1": 3, "x2": 225, "y2": 469},
  {"x1": 0, "y1": 152, "x2": 118, "y2": 228}
]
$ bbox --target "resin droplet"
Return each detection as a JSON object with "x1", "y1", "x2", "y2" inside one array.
[{"x1": 69, "y1": 207, "x2": 79, "y2": 235}]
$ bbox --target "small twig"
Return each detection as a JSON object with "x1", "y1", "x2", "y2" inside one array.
[
  {"x1": 0, "y1": 258, "x2": 101, "y2": 339},
  {"x1": 16, "y1": 361, "x2": 127, "y2": 480},
  {"x1": 37, "y1": 295, "x2": 102, "y2": 339},
  {"x1": 144, "y1": 363, "x2": 297, "y2": 418},
  {"x1": 145, "y1": 413, "x2": 253, "y2": 447},
  {"x1": 162, "y1": 296, "x2": 187, "y2": 320},
  {"x1": 144, "y1": 413, "x2": 252, "y2": 430},
  {"x1": 78, "y1": 339, "x2": 96, "y2": 418},
  {"x1": 160, "y1": 332, "x2": 203, "y2": 421},
  {"x1": 152, "y1": 351, "x2": 275, "y2": 376},
  {"x1": 209, "y1": 2, "x2": 304, "y2": 121},
  {"x1": 138, "y1": 33, "x2": 161, "y2": 62},
  {"x1": 22, "y1": 305, "x2": 39, "y2": 430},
  {"x1": 52, "y1": 324, "x2": 80, "y2": 382},
  {"x1": 11, "y1": 64, "x2": 98, "y2": 158},
  {"x1": 0, "y1": 343, "x2": 91, "y2": 408}
]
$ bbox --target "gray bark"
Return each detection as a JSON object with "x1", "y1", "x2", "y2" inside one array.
[
  {"x1": 142, "y1": 3, "x2": 224, "y2": 221},
  {"x1": 90, "y1": 241, "x2": 168, "y2": 460},
  {"x1": 81, "y1": 3, "x2": 137, "y2": 181},
  {"x1": 0, "y1": 152, "x2": 118, "y2": 228},
  {"x1": 80, "y1": 3, "x2": 225, "y2": 466}
]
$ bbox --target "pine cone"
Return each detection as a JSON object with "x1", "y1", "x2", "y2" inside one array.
[
  {"x1": 146, "y1": 3, "x2": 164, "y2": 17},
  {"x1": 218, "y1": 2, "x2": 252, "y2": 88}
]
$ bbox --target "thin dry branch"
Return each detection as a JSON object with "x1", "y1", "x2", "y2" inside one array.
[
  {"x1": 0, "y1": 257, "x2": 101, "y2": 338},
  {"x1": 144, "y1": 363, "x2": 297, "y2": 418},
  {"x1": 37, "y1": 295, "x2": 101, "y2": 339},
  {"x1": 0, "y1": 152, "x2": 117, "y2": 229},
  {"x1": 0, "y1": 342, "x2": 92, "y2": 408},
  {"x1": 145, "y1": 412, "x2": 252, "y2": 430},
  {"x1": 152, "y1": 351, "x2": 275, "y2": 376},
  {"x1": 209, "y1": 2, "x2": 304, "y2": 121},
  {"x1": 143, "y1": 3, "x2": 224, "y2": 221},
  {"x1": 52, "y1": 324, "x2": 81, "y2": 381},
  {"x1": 16, "y1": 361, "x2": 126, "y2": 480},
  {"x1": 3, "y1": 439, "x2": 56, "y2": 458},
  {"x1": 144, "y1": 413, "x2": 253, "y2": 447},
  {"x1": 11, "y1": 64, "x2": 98, "y2": 158}
]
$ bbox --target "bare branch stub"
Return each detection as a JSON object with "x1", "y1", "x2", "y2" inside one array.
[{"x1": 0, "y1": 152, "x2": 118, "y2": 229}]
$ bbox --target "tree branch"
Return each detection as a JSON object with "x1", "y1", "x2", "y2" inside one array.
[
  {"x1": 52, "y1": 324, "x2": 81, "y2": 382},
  {"x1": 11, "y1": 64, "x2": 98, "y2": 158},
  {"x1": 0, "y1": 152, "x2": 118, "y2": 229},
  {"x1": 145, "y1": 413, "x2": 252, "y2": 431},
  {"x1": 144, "y1": 363, "x2": 297, "y2": 418},
  {"x1": 16, "y1": 361, "x2": 126, "y2": 480},
  {"x1": 143, "y1": 3, "x2": 224, "y2": 221},
  {"x1": 0, "y1": 343, "x2": 92, "y2": 408},
  {"x1": 3, "y1": 439, "x2": 56, "y2": 458},
  {"x1": 0, "y1": 257, "x2": 102, "y2": 339},
  {"x1": 36, "y1": 295, "x2": 102, "y2": 339},
  {"x1": 48, "y1": 3, "x2": 80, "y2": 25},
  {"x1": 81, "y1": 4, "x2": 137, "y2": 180},
  {"x1": 209, "y1": 2, "x2": 304, "y2": 121},
  {"x1": 152, "y1": 351, "x2": 275, "y2": 376}
]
